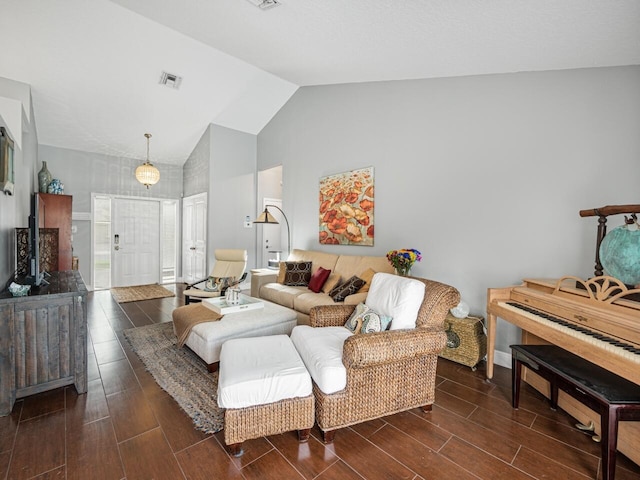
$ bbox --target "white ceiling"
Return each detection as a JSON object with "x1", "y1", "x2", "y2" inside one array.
[{"x1": 1, "y1": 0, "x2": 639, "y2": 166}]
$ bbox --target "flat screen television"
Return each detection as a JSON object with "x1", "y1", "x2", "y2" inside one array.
[{"x1": 24, "y1": 193, "x2": 46, "y2": 286}]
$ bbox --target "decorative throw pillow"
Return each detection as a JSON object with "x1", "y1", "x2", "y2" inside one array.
[
  {"x1": 366, "y1": 273, "x2": 425, "y2": 330},
  {"x1": 322, "y1": 273, "x2": 342, "y2": 294},
  {"x1": 356, "y1": 267, "x2": 376, "y2": 294},
  {"x1": 308, "y1": 267, "x2": 332, "y2": 293},
  {"x1": 331, "y1": 275, "x2": 366, "y2": 302},
  {"x1": 276, "y1": 262, "x2": 286, "y2": 284},
  {"x1": 204, "y1": 276, "x2": 235, "y2": 292},
  {"x1": 283, "y1": 261, "x2": 313, "y2": 286},
  {"x1": 344, "y1": 303, "x2": 392, "y2": 334},
  {"x1": 327, "y1": 278, "x2": 345, "y2": 297}
]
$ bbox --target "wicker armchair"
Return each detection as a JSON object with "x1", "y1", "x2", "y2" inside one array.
[{"x1": 303, "y1": 277, "x2": 459, "y2": 443}]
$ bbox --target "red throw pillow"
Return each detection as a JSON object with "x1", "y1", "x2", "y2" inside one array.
[{"x1": 308, "y1": 267, "x2": 332, "y2": 293}]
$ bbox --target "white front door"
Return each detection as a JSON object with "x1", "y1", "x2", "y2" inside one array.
[
  {"x1": 182, "y1": 193, "x2": 207, "y2": 283},
  {"x1": 112, "y1": 198, "x2": 160, "y2": 287}
]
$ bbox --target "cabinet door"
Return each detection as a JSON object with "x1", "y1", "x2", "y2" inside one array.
[{"x1": 39, "y1": 194, "x2": 73, "y2": 271}]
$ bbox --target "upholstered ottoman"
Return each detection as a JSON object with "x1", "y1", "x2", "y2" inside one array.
[
  {"x1": 172, "y1": 300, "x2": 297, "y2": 371},
  {"x1": 218, "y1": 335, "x2": 314, "y2": 456}
]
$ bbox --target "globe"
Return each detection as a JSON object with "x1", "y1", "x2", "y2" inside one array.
[{"x1": 599, "y1": 224, "x2": 640, "y2": 286}]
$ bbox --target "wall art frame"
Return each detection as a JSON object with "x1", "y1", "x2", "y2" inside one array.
[
  {"x1": 0, "y1": 127, "x2": 15, "y2": 195},
  {"x1": 319, "y1": 166, "x2": 374, "y2": 246}
]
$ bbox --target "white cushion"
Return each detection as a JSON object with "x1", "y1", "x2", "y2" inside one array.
[
  {"x1": 365, "y1": 273, "x2": 425, "y2": 330},
  {"x1": 217, "y1": 335, "x2": 312, "y2": 409},
  {"x1": 290, "y1": 325, "x2": 353, "y2": 395}
]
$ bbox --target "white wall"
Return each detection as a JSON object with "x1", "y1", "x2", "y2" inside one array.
[{"x1": 258, "y1": 65, "x2": 640, "y2": 362}]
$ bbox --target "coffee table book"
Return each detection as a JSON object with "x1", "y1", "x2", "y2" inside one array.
[{"x1": 203, "y1": 295, "x2": 264, "y2": 315}]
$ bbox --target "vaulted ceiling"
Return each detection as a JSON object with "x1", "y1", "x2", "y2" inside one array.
[{"x1": 1, "y1": 0, "x2": 639, "y2": 165}]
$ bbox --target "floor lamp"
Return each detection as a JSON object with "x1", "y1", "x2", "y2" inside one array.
[{"x1": 254, "y1": 204, "x2": 291, "y2": 258}]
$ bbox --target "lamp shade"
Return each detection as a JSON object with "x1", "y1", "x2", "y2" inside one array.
[
  {"x1": 135, "y1": 163, "x2": 160, "y2": 188},
  {"x1": 136, "y1": 133, "x2": 160, "y2": 188},
  {"x1": 254, "y1": 208, "x2": 279, "y2": 224}
]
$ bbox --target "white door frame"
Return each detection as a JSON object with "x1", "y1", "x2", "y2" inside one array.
[
  {"x1": 91, "y1": 192, "x2": 180, "y2": 289},
  {"x1": 182, "y1": 192, "x2": 207, "y2": 284}
]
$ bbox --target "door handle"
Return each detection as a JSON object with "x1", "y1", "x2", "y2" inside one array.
[
  {"x1": 190, "y1": 247, "x2": 196, "y2": 250},
  {"x1": 114, "y1": 245, "x2": 120, "y2": 251}
]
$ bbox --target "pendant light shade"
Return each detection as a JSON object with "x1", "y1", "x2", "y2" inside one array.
[{"x1": 135, "y1": 133, "x2": 160, "y2": 188}]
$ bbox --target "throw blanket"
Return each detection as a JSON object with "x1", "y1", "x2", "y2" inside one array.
[{"x1": 172, "y1": 304, "x2": 223, "y2": 347}]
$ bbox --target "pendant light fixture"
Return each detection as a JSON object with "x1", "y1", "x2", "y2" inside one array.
[{"x1": 135, "y1": 133, "x2": 160, "y2": 188}]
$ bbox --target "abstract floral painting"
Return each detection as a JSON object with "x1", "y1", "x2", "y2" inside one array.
[{"x1": 319, "y1": 167, "x2": 374, "y2": 246}]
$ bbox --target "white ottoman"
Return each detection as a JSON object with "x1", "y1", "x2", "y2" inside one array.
[
  {"x1": 173, "y1": 300, "x2": 297, "y2": 370},
  {"x1": 218, "y1": 335, "x2": 314, "y2": 456}
]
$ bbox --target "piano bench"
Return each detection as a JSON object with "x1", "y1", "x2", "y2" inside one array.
[{"x1": 510, "y1": 344, "x2": 640, "y2": 480}]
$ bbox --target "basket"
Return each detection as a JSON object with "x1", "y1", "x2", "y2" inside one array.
[{"x1": 439, "y1": 313, "x2": 487, "y2": 370}]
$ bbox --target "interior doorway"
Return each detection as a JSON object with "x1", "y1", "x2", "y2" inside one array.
[
  {"x1": 182, "y1": 192, "x2": 207, "y2": 284},
  {"x1": 257, "y1": 166, "x2": 284, "y2": 268}
]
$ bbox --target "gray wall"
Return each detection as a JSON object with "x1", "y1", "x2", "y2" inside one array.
[
  {"x1": 38, "y1": 145, "x2": 183, "y2": 286},
  {"x1": 209, "y1": 125, "x2": 257, "y2": 272},
  {"x1": 0, "y1": 79, "x2": 38, "y2": 288},
  {"x1": 183, "y1": 124, "x2": 258, "y2": 275},
  {"x1": 258, "y1": 65, "x2": 640, "y2": 364}
]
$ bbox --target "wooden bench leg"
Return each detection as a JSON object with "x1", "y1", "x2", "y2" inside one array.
[
  {"x1": 511, "y1": 354, "x2": 522, "y2": 409},
  {"x1": 322, "y1": 430, "x2": 336, "y2": 444},
  {"x1": 600, "y1": 406, "x2": 619, "y2": 480},
  {"x1": 298, "y1": 428, "x2": 311, "y2": 442},
  {"x1": 227, "y1": 442, "x2": 243, "y2": 457}
]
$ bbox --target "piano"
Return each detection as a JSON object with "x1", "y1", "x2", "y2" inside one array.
[{"x1": 487, "y1": 275, "x2": 640, "y2": 466}]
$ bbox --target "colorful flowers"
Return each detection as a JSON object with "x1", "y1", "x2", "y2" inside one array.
[{"x1": 386, "y1": 249, "x2": 422, "y2": 276}]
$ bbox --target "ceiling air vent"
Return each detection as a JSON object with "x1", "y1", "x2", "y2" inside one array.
[
  {"x1": 159, "y1": 72, "x2": 182, "y2": 90},
  {"x1": 246, "y1": 0, "x2": 280, "y2": 10}
]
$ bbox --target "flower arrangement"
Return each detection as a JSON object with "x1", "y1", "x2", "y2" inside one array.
[{"x1": 386, "y1": 248, "x2": 422, "y2": 276}]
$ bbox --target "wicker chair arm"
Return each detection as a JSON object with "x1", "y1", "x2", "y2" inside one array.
[
  {"x1": 342, "y1": 329, "x2": 447, "y2": 369},
  {"x1": 414, "y1": 279, "x2": 460, "y2": 329},
  {"x1": 309, "y1": 304, "x2": 357, "y2": 327}
]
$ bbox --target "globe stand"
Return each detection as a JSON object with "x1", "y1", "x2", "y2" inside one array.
[{"x1": 579, "y1": 204, "x2": 640, "y2": 303}]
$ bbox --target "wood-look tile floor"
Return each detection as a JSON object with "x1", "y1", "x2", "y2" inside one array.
[{"x1": 1, "y1": 284, "x2": 640, "y2": 480}]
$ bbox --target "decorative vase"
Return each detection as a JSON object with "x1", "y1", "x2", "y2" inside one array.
[
  {"x1": 396, "y1": 267, "x2": 411, "y2": 277},
  {"x1": 38, "y1": 162, "x2": 52, "y2": 193}
]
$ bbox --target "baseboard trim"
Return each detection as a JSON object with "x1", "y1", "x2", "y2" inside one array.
[{"x1": 494, "y1": 349, "x2": 512, "y2": 370}]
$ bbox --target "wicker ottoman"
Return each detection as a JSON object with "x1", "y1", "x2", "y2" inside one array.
[{"x1": 218, "y1": 335, "x2": 314, "y2": 457}]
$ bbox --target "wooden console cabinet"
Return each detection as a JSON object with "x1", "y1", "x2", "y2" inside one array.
[
  {"x1": 38, "y1": 193, "x2": 73, "y2": 271},
  {"x1": 0, "y1": 270, "x2": 87, "y2": 416}
]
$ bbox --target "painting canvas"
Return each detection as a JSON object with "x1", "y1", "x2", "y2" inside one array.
[
  {"x1": 319, "y1": 167, "x2": 374, "y2": 246},
  {"x1": 0, "y1": 127, "x2": 15, "y2": 195}
]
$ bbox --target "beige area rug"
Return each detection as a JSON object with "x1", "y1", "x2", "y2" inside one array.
[
  {"x1": 123, "y1": 322, "x2": 224, "y2": 434},
  {"x1": 110, "y1": 284, "x2": 175, "y2": 303}
]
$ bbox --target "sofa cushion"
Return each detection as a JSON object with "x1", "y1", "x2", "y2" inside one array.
[
  {"x1": 277, "y1": 262, "x2": 286, "y2": 283},
  {"x1": 366, "y1": 273, "x2": 425, "y2": 330},
  {"x1": 356, "y1": 268, "x2": 376, "y2": 293},
  {"x1": 333, "y1": 254, "x2": 394, "y2": 280},
  {"x1": 259, "y1": 283, "x2": 307, "y2": 309},
  {"x1": 288, "y1": 249, "x2": 339, "y2": 275},
  {"x1": 345, "y1": 302, "x2": 392, "y2": 334},
  {"x1": 283, "y1": 261, "x2": 312, "y2": 286},
  {"x1": 322, "y1": 273, "x2": 342, "y2": 293},
  {"x1": 308, "y1": 267, "x2": 331, "y2": 293},
  {"x1": 217, "y1": 335, "x2": 311, "y2": 409},
  {"x1": 291, "y1": 325, "x2": 353, "y2": 395},
  {"x1": 331, "y1": 276, "x2": 365, "y2": 302},
  {"x1": 293, "y1": 291, "x2": 339, "y2": 315}
]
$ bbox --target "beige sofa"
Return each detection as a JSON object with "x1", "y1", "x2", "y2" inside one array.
[{"x1": 251, "y1": 249, "x2": 394, "y2": 325}]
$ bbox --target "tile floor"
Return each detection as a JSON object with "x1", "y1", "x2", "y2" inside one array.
[{"x1": 1, "y1": 284, "x2": 639, "y2": 479}]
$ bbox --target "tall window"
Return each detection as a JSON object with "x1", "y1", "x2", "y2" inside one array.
[
  {"x1": 162, "y1": 200, "x2": 178, "y2": 284},
  {"x1": 93, "y1": 196, "x2": 111, "y2": 289}
]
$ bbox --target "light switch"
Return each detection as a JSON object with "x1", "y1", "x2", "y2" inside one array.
[{"x1": 244, "y1": 215, "x2": 252, "y2": 228}]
